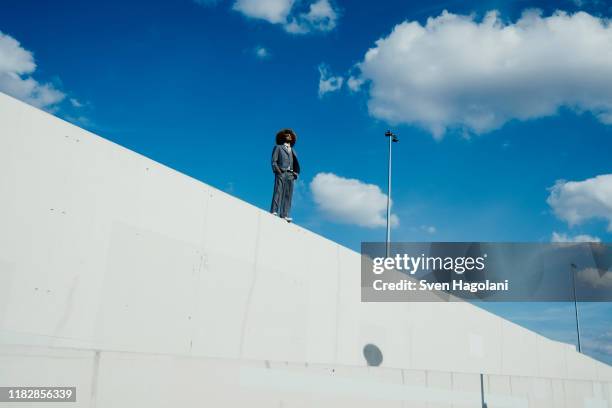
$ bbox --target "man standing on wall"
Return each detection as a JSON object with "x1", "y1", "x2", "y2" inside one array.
[{"x1": 270, "y1": 128, "x2": 301, "y2": 222}]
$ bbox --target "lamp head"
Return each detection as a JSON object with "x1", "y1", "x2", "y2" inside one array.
[{"x1": 385, "y1": 130, "x2": 399, "y2": 142}]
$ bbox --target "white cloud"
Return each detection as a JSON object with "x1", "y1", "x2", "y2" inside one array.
[
  {"x1": 551, "y1": 232, "x2": 601, "y2": 243},
  {"x1": 318, "y1": 63, "x2": 343, "y2": 97},
  {"x1": 310, "y1": 172, "x2": 399, "y2": 228},
  {"x1": 577, "y1": 267, "x2": 612, "y2": 289},
  {"x1": 285, "y1": 0, "x2": 338, "y2": 34},
  {"x1": 254, "y1": 45, "x2": 270, "y2": 59},
  {"x1": 232, "y1": 0, "x2": 338, "y2": 34},
  {"x1": 0, "y1": 31, "x2": 65, "y2": 110},
  {"x1": 347, "y1": 76, "x2": 365, "y2": 92},
  {"x1": 350, "y1": 9, "x2": 612, "y2": 138},
  {"x1": 233, "y1": 0, "x2": 294, "y2": 24},
  {"x1": 547, "y1": 174, "x2": 612, "y2": 231}
]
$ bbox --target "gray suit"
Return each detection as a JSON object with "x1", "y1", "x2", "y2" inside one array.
[{"x1": 270, "y1": 144, "x2": 301, "y2": 218}]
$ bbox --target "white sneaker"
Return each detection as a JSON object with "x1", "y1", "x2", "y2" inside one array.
[
  {"x1": 272, "y1": 212, "x2": 278, "y2": 216},
  {"x1": 284, "y1": 217, "x2": 293, "y2": 222}
]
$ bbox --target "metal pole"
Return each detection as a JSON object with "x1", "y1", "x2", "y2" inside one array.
[
  {"x1": 384, "y1": 130, "x2": 398, "y2": 257},
  {"x1": 480, "y1": 373, "x2": 487, "y2": 408},
  {"x1": 570, "y1": 263, "x2": 582, "y2": 353},
  {"x1": 386, "y1": 132, "x2": 392, "y2": 258}
]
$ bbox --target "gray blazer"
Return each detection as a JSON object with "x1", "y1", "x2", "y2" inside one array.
[{"x1": 271, "y1": 144, "x2": 301, "y2": 176}]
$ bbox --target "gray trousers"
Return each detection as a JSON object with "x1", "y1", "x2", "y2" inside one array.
[{"x1": 270, "y1": 171, "x2": 294, "y2": 218}]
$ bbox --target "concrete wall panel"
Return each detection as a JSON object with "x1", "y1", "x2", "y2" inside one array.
[
  {"x1": 93, "y1": 221, "x2": 200, "y2": 354},
  {"x1": 567, "y1": 347, "x2": 600, "y2": 381},
  {"x1": 501, "y1": 320, "x2": 539, "y2": 377},
  {"x1": 536, "y1": 337, "x2": 570, "y2": 378},
  {"x1": 298, "y1": 231, "x2": 339, "y2": 364},
  {"x1": 241, "y1": 213, "x2": 312, "y2": 362},
  {"x1": 191, "y1": 189, "x2": 258, "y2": 359}
]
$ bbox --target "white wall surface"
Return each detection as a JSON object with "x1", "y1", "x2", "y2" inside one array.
[{"x1": 0, "y1": 91, "x2": 611, "y2": 407}]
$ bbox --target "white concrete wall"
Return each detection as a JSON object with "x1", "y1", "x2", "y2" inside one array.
[{"x1": 0, "y1": 91, "x2": 611, "y2": 407}]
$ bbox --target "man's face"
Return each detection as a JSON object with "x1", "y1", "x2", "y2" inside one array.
[{"x1": 285, "y1": 134, "x2": 292, "y2": 143}]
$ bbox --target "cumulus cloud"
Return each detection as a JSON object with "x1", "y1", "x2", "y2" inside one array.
[
  {"x1": 310, "y1": 172, "x2": 399, "y2": 228},
  {"x1": 551, "y1": 232, "x2": 601, "y2": 243},
  {"x1": 231, "y1": 0, "x2": 338, "y2": 33},
  {"x1": 318, "y1": 63, "x2": 343, "y2": 97},
  {"x1": 547, "y1": 174, "x2": 612, "y2": 231},
  {"x1": 0, "y1": 31, "x2": 65, "y2": 110},
  {"x1": 350, "y1": 9, "x2": 612, "y2": 138}
]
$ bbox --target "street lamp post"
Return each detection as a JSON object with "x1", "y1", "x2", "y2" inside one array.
[
  {"x1": 385, "y1": 130, "x2": 399, "y2": 258},
  {"x1": 570, "y1": 263, "x2": 582, "y2": 353}
]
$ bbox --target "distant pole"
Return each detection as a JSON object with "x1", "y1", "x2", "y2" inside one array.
[
  {"x1": 570, "y1": 263, "x2": 582, "y2": 353},
  {"x1": 385, "y1": 130, "x2": 398, "y2": 258},
  {"x1": 480, "y1": 373, "x2": 487, "y2": 408}
]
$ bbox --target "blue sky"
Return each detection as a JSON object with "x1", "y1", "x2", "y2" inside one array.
[{"x1": 1, "y1": 0, "x2": 611, "y2": 364}]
